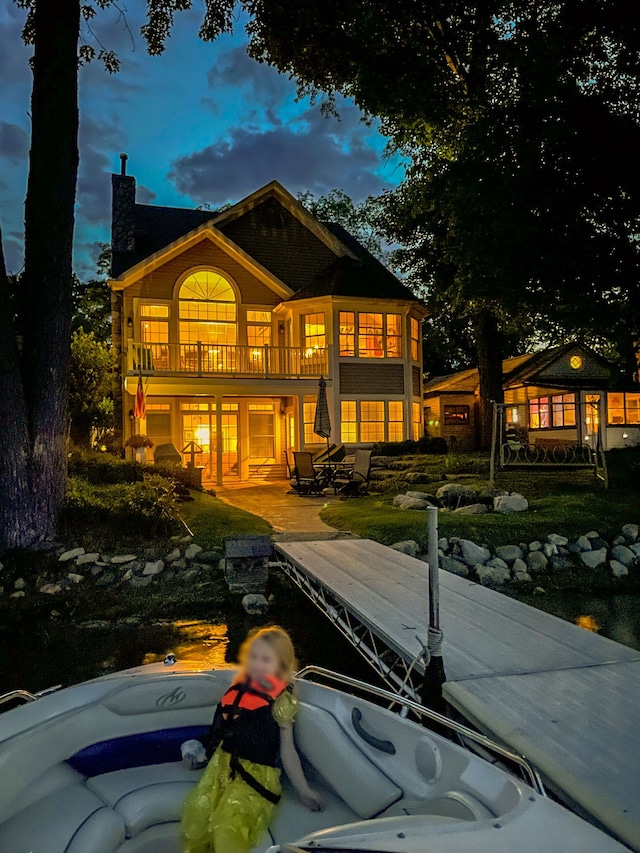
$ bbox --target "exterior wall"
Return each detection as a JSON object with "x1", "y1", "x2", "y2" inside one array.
[{"x1": 424, "y1": 393, "x2": 475, "y2": 450}]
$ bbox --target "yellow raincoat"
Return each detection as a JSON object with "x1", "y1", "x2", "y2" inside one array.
[{"x1": 181, "y1": 690, "x2": 297, "y2": 853}]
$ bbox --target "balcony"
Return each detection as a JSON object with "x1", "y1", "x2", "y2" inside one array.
[{"x1": 126, "y1": 341, "x2": 329, "y2": 379}]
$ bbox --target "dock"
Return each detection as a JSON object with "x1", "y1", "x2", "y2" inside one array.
[{"x1": 276, "y1": 538, "x2": 640, "y2": 851}]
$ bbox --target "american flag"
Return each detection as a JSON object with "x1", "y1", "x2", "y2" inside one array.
[{"x1": 134, "y1": 372, "x2": 146, "y2": 419}]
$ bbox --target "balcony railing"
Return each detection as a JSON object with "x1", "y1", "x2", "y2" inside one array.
[{"x1": 126, "y1": 341, "x2": 329, "y2": 379}]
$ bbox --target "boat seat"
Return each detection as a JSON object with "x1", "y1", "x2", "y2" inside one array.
[
  {"x1": 116, "y1": 822, "x2": 273, "y2": 853},
  {"x1": 0, "y1": 784, "x2": 126, "y2": 853},
  {"x1": 382, "y1": 792, "x2": 495, "y2": 822}
]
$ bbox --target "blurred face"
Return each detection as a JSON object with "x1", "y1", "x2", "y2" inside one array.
[{"x1": 245, "y1": 638, "x2": 282, "y2": 681}]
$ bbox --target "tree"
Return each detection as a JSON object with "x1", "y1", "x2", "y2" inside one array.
[
  {"x1": 68, "y1": 329, "x2": 115, "y2": 447},
  {"x1": 0, "y1": 0, "x2": 239, "y2": 550},
  {"x1": 246, "y1": 0, "x2": 640, "y2": 445},
  {"x1": 72, "y1": 245, "x2": 112, "y2": 341}
]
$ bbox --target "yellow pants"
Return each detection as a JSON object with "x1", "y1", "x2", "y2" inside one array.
[{"x1": 181, "y1": 747, "x2": 281, "y2": 853}]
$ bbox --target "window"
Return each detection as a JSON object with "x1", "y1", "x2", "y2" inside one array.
[
  {"x1": 248, "y1": 404, "x2": 275, "y2": 459},
  {"x1": 585, "y1": 394, "x2": 600, "y2": 432},
  {"x1": 529, "y1": 397, "x2": 550, "y2": 429},
  {"x1": 246, "y1": 310, "x2": 271, "y2": 349},
  {"x1": 360, "y1": 401, "x2": 385, "y2": 442},
  {"x1": 506, "y1": 406, "x2": 519, "y2": 424},
  {"x1": 339, "y1": 311, "x2": 355, "y2": 356},
  {"x1": 140, "y1": 304, "x2": 169, "y2": 343},
  {"x1": 303, "y1": 313, "x2": 325, "y2": 351},
  {"x1": 386, "y1": 314, "x2": 402, "y2": 358},
  {"x1": 340, "y1": 401, "x2": 358, "y2": 443},
  {"x1": 608, "y1": 392, "x2": 640, "y2": 425},
  {"x1": 358, "y1": 313, "x2": 384, "y2": 358},
  {"x1": 388, "y1": 401, "x2": 404, "y2": 442},
  {"x1": 412, "y1": 402, "x2": 422, "y2": 440},
  {"x1": 551, "y1": 394, "x2": 576, "y2": 427},
  {"x1": 444, "y1": 405, "x2": 470, "y2": 426},
  {"x1": 410, "y1": 317, "x2": 420, "y2": 362},
  {"x1": 303, "y1": 401, "x2": 317, "y2": 444},
  {"x1": 179, "y1": 270, "x2": 237, "y2": 346}
]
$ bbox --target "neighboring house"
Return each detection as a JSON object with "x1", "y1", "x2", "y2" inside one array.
[
  {"x1": 424, "y1": 343, "x2": 640, "y2": 451},
  {"x1": 109, "y1": 165, "x2": 426, "y2": 484}
]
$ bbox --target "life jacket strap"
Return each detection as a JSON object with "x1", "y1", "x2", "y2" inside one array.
[{"x1": 229, "y1": 753, "x2": 281, "y2": 805}]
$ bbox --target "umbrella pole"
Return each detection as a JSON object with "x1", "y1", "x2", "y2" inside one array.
[{"x1": 421, "y1": 505, "x2": 447, "y2": 713}]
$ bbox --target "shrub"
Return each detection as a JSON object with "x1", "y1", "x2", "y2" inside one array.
[
  {"x1": 371, "y1": 436, "x2": 448, "y2": 457},
  {"x1": 68, "y1": 451, "x2": 143, "y2": 484}
]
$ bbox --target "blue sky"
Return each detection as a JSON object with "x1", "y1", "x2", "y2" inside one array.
[{"x1": 0, "y1": 4, "x2": 404, "y2": 279}]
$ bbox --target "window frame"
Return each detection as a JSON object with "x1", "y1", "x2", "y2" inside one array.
[
  {"x1": 178, "y1": 270, "x2": 238, "y2": 347},
  {"x1": 340, "y1": 400, "x2": 406, "y2": 443},
  {"x1": 302, "y1": 312, "x2": 326, "y2": 351},
  {"x1": 443, "y1": 405, "x2": 470, "y2": 426},
  {"x1": 410, "y1": 317, "x2": 420, "y2": 362},
  {"x1": 607, "y1": 391, "x2": 640, "y2": 426}
]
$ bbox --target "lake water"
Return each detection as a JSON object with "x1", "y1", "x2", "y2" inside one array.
[{"x1": 1, "y1": 578, "x2": 638, "y2": 695}]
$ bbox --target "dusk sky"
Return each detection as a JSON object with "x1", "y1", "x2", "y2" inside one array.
[{"x1": 0, "y1": 3, "x2": 405, "y2": 279}]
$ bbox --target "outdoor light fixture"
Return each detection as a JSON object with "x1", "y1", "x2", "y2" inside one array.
[{"x1": 127, "y1": 315, "x2": 133, "y2": 330}]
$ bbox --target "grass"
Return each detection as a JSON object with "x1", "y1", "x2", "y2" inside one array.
[
  {"x1": 180, "y1": 491, "x2": 272, "y2": 550},
  {"x1": 321, "y1": 450, "x2": 640, "y2": 549}
]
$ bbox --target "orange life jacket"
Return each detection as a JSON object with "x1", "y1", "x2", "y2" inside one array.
[{"x1": 220, "y1": 674, "x2": 288, "y2": 717}]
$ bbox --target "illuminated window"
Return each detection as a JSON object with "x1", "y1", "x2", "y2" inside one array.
[
  {"x1": 246, "y1": 310, "x2": 271, "y2": 349},
  {"x1": 179, "y1": 271, "x2": 237, "y2": 346},
  {"x1": 412, "y1": 403, "x2": 422, "y2": 440},
  {"x1": 339, "y1": 311, "x2": 355, "y2": 356},
  {"x1": 140, "y1": 304, "x2": 169, "y2": 318},
  {"x1": 607, "y1": 392, "x2": 640, "y2": 425},
  {"x1": 388, "y1": 401, "x2": 404, "y2": 442},
  {"x1": 340, "y1": 401, "x2": 358, "y2": 443},
  {"x1": 303, "y1": 313, "x2": 325, "y2": 350},
  {"x1": 444, "y1": 405, "x2": 470, "y2": 426},
  {"x1": 585, "y1": 394, "x2": 600, "y2": 432},
  {"x1": 360, "y1": 401, "x2": 385, "y2": 442},
  {"x1": 248, "y1": 404, "x2": 275, "y2": 459},
  {"x1": 303, "y1": 401, "x2": 317, "y2": 444},
  {"x1": 386, "y1": 314, "x2": 402, "y2": 358},
  {"x1": 410, "y1": 317, "x2": 420, "y2": 362},
  {"x1": 358, "y1": 313, "x2": 384, "y2": 358},
  {"x1": 529, "y1": 397, "x2": 550, "y2": 429},
  {"x1": 551, "y1": 393, "x2": 576, "y2": 427},
  {"x1": 506, "y1": 407, "x2": 519, "y2": 424},
  {"x1": 140, "y1": 305, "x2": 169, "y2": 343},
  {"x1": 146, "y1": 403, "x2": 171, "y2": 411},
  {"x1": 570, "y1": 355, "x2": 583, "y2": 370}
]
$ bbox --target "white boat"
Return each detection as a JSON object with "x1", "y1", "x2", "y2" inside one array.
[{"x1": 0, "y1": 660, "x2": 628, "y2": 853}]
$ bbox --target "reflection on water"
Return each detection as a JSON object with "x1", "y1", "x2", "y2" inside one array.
[
  {"x1": 575, "y1": 615, "x2": 600, "y2": 633},
  {"x1": 142, "y1": 621, "x2": 230, "y2": 668}
]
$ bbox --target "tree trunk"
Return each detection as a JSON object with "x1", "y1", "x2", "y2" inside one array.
[
  {"x1": 473, "y1": 307, "x2": 504, "y2": 450},
  {"x1": 0, "y1": 0, "x2": 80, "y2": 549}
]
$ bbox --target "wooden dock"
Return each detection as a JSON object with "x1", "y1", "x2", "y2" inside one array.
[{"x1": 276, "y1": 538, "x2": 640, "y2": 851}]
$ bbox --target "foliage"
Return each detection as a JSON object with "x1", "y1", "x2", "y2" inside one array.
[
  {"x1": 68, "y1": 451, "x2": 143, "y2": 484},
  {"x1": 71, "y1": 245, "x2": 112, "y2": 341},
  {"x1": 68, "y1": 328, "x2": 114, "y2": 447},
  {"x1": 125, "y1": 434, "x2": 154, "y2": 449},
  {"x1": 372, "y1": 436, "x2": 448, "y2": 457}
]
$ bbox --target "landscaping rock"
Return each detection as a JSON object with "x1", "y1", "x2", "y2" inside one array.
[
  {"x1": 453, "y1": 503, "x2": 488, "y2": 515},
  {"x1": 130, "y1": 575, "x2": 153, "y2": 588},
  {"x1": 610, "y1": 560, "x2": 629, "y2": 578},
  {"x1": 580, "y1": 548, "x2": 607, "y2": 568},
  {"x1": 91, "y1": 566, "x2": 103, "y2": 577},
  {"x1": 398, "y1": 497, "x2": 432, "y2": 511},
  {"x1": 585, "y1": 530, "x2": 600, "y2": 540},
  {"x1": 543, "y1": 543, "x2": 558, "y2": 557},
  {"x1": 197, "y1": 551, "x2": 221, "y2": 564},
  {"x1": 179, "y1": 535, "x2": 193, "y2": 543},
  {"x1": 181, "y1": 568, "x2": 200, "y2": 583},
  {"x1": 496, "y1": 545, "x2": 524, "y2": 563},
  {"x1": 172, "y1": 558, "x2": 188, "y2": 570},
  {"x1": 166, "y1": 548, "x2": 182, "y2": 562},
  {"x1": 439, "y1": 556, "x2": 469, "y2": 577},
  {"x1": 533, "y1": 587, "x2": 546, "y2": 595},
  {"x1": 612, "y1": 535, "x2": 626, "y2": 546},
  {"x1": 526, "y1": 551, "x2": 548, "y2": 573},
  {"x1": 59, "y1": 547, "x2": 85, "y2": 562},
  {"x1": 39, "y1": 583, "x2": 62, "y2": 595},
  {"x1": 390, "y1": 540, "x2": 421, "y2": 557},
  {"x1": 589, "y1": 537, "x2": 609, "y2": 552},
  {"x1": 458, "y1": 539, "x2": 491, "y2": 566},
  {"x1": 566, "y1": 542, "x2": 582, "y2": 554},
  {"x1": 404, "y1": 472, "x2": 435, "y2": 485},
  {"x1": 549, "y1": 555, "x2": 573, "y2": 570},
  {"x1": 14, "y1": 577, "x2": 26, "y2": 590},
  {"x1": 476, "y1": 563, "x2": 510, "y2": 587},
  {"x1": 393, "y1": 494, "x2": 412, "y2": 508},
  {"x1": 576, "y1": 535, "x2": 592, "y2": 551},
  {"x1": 405, "y1": 490, "x2": 431, "y2": 501},
  {"x1": 493, "y1": 495, "x2": 528, "y2": 513},
  {"x1": 436, "y1": 483, "x2": 476, "y2": 506},
  {"x1": 11, "y1": 591, "x2": 25, "y2": 599},
  {"x1": 185, "y1": 544, "x2": 203, "y2": 560},
  {"x1": 529, "y1": 540, "x2": 543, "y2": 552},
  {"x1": 242, "y1": 593, "x2": 269, "y2": 616},
  {"x1": 76, "y1": 552, "x2": 99, "y2": 566},
  {"x1": 143, "y1": 560, "x2": 164, "y2": 576},
  {"x1": 514, "y1": 570, "x2": 532, "y2": 582},
  {"x1": 96, "y1": 572, "x2": 116, "y2": 587},
  {"x1": 610, "y1": 545, "x2": 636, "y2": 567},
  {"x1": 438, "y1": 537, "x2": 449, "y2": 552},
  {"x1": 547, "y1": 534, "x2": 568, "y2": 546},
  {"x1": 630, "y1": 543, "x2": 640, "y2": 558},
  {"x1": 622, "y1": 523, "x2": 639, "y2": 542},
  {"x1": 111, "y1": 554, "x2": 137, "y2": 565},
  {"x1": 121, "y1": 568, "x2": 133, "y2": 582},
  {"x1": 67, "y1": 572, "x2": 84, "y2": 584},
  {"x1": 487, "y1": 557, "x2": 509, "y2": 570},
  {"x1": 512, "y1": 558, "x2": 527, "y2": 575}
]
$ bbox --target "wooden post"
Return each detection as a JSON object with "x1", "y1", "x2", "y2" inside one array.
[
  {"x1": 215, "y1": 395, "x2": 223, "y2": 487},
  {"x1": 489, "y1": 401, "x2": 498, "y2": 490}
]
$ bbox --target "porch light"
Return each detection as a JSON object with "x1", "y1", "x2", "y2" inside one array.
[{"x1": 623, "y1": 433, "x2": 629, "y2": 440}]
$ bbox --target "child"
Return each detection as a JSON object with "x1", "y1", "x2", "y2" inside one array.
[{"x1": 180, "y1": 626, "x2": 323, "y2": 853}]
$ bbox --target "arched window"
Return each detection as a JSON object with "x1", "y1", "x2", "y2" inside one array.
[{"x1": 179, "y1": 270, "x2": 237, "y2": 345}]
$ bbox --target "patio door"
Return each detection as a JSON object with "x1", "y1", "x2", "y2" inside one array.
[{"x1": 181, "y1": 400, "x2": 238, "y2": 481}]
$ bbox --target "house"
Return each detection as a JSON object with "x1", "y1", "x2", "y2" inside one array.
[
  {"x1": 424, "y1": 343, "x2": 640, "y2": 451},
  {"x1": 109, "y1": 163, "x2": 426, "y2": 484}
]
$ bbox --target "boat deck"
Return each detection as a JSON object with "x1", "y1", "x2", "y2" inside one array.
[{"x1": 276, "y1": 538, "x2": 640, "y2": 850}]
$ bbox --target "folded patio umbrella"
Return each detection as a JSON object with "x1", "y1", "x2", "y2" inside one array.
[{"x1": 314, "y1": 376, "x2": 332, "y2": 464}]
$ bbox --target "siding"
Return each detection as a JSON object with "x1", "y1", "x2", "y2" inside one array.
[
  {"x1": 125, "y1": 240, "x2": 281, "y2": 305},
  {"x1": 339, "y1": 363, "x2": 405, "y2": 395}
]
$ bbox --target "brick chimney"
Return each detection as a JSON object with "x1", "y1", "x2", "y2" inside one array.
[{"x1": 111, "y1": 153, "x2": 136, "y2": 255}]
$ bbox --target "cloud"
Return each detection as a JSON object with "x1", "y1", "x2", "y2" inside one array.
[
  {"x1": 168, "y1": 105, "x2": 387, "y2": 205},
  {"x1": 136, "y1": 185, "x2": 157, "y2": 204},
  {"x1": 76, "y1": 114, "x2": 126, "y2": 226},
  {"x1": 0, "y1": 122, "x2": 28, "y2": 163}
]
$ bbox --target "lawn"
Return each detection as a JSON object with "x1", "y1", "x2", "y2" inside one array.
[
  {"x1": 321, "y1": 450, "x2": 640, "y2": 549},
  {"x1": 180, "y1": 491, "x2": 272, "y2": 550}
]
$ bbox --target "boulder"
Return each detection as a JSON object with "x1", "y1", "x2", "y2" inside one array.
[
  {"x1": 488, "y1": 557, "x2": 509, "y2": 570},
  {"x1": 390, "y1": 540, "x2": 421, "y2": 557},
  {"x1": 242, "y1": 593, "x2": 270, "y2": 616},
  {"x1": 59, "y1": 547, "x2": 85, "y2": 562},
  {"x1": 111, "y1": 554, "x2": 137, "y2": 565},
  {"x1": 529, "y1": 540, "x2": 543, "y2": 552},
  {"x1": 11, "y1": 591, "x2": 25, "y2": 599},
  {"x1": 181, "y1": 568, "x2": 201, "y2": 583},
  {"x1": 526, "y1": 551, "x2": 548, "y2": 573},
  {"x1": 76, "y1": 552, "x2": 99, "y2": 566},
  {"x1": 439, "y1": 556, "x2": 469, "y2": 577},
  {"x1": 496, "y1": 545, "x2": 524, "y2": 564},
  {"x1": 130, "y1": 575, "x2": 153, "y2": 588},
  {"x1": 91, "y1": 566, "x2": 103, "y2": 576},
  {"x1": 580, "y1": 548, "x2": 607, "y2": 568},
  {"x1": 435, "y1": 483, "x2": 476, "y2": 506},
  {"x1": 165, "y1": 548, "x2": 182, "y2": 562},
  {"x1": 549, "y1": 555, "x2": 573, "y2": 570},
  {"x1": 543, "y1": 543, "x2": 558, "y2": 557},
  {"x1": 566, "y1": 542, "x2": 582, "y2": 554},
  {"x1": 398, "y1": 497, "x2": 431, "y2": 511},
  {"x1": 493, "y1": 495, "x2": 528, "y2": 514},
  {"x1": 610, "y1": 545, "x2": 636, "y2": 567},
  {"x1": 39, "y1": 583, "x2": 62, "y2": 595},
  {"x1": 393, "y1": 494, "x2": 413, "y2": 508},
  {"x1": 630, "y1": 543, "x2": 640, "y2": 558},
  {"x1": 438, "y1": 537, "x2": 449, "y2": 552},
  {"x1": 172, "y1": 558, "x2": 188, "y2": 570},
  {"x1": 585, "y1": 530, "x2": 600, "y2": 540},
  {"x1": 512, "y1": 558, "x2": 527, "y2": 574},
  {"x1": 143, "y1": 560, "x2": 164, "y2": 576},
  {"x1": 476, "y1": 564, "x2": 510, "y2": 587},
  {"x1": 458, "y1": 539, "x2": 491, "y2": 566},
  {"x1": 66, "y1": 572, "x2": 84, "y2": 584},
  {"x1": 197, "y1": 550, "x2": 221, "y2": 564},
  {"x1": 576, "y1": 535, "x2": 592, "y2": 551},
  {"x1": 13, "y1": 577, "x2": 26, "y2": 590},
  {"x1": 404, "y1": 473, "x2": 436, "y2": 485},
  {"x1": 621, "y1": 523, "x2": 639, "y2": 542},
  {"x1": 589, "y1": 537, "x2": 608, "y2": 552},
  {"x1": 185, "y1": 544, "x2": 203, "y2": 561},
  {"x1": 121, "y1": 568, "x2": 133, "y2": 582},
  {"x1": 610, "y1": 560, "x2": 629, "y2": 579},
  {"x1": 547, "y1": 534, "x2": 568, "y2": 546},
  {"x1": 405, "y1": 490, "x2": 432, "y2": 501},
  {"x1": 514, "y1": 570, "x2": 532, "y2": 582},
  {"x1": 453, "y1": 503, "x2": 488, "y2": 515}
]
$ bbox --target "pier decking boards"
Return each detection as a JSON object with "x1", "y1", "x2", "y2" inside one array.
[{"x1": 276, "y1": 538, "x2": 640, "y2": 851}]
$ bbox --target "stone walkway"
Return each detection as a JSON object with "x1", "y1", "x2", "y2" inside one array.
[{"x1": 214, "y1": 479, "x2": 356, "y2": 541}]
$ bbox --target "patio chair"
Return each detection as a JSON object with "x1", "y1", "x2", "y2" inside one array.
[
  {"x1": 333, "y1": 448, "x2": 372, "y2": 496},
  {"x1": 293, "y1": 451, "x2": 325, "y2": 495}
]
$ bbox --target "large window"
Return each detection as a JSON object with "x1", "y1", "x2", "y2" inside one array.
[
  {"x1": 529, "y1": 393, "x2": 577, "y2": 429},
  {"x1": 388, "y1": 401, "x2": 404, "y2": 442},
  {"x1": 303, "y1": 401, "x2": 317, "y2": 444},
  {"x1": 358, "y1": 313, "x2": 384, "y2": 358},
  {"x1": 339, "y1": 311, "x2": 356, "y2": 356},
  {"x1": 410, "y1": 317, "x2": 420, "y2": 362},
  {"x1": 444, "y1": 405, "x2": 470, "y2": 426},
  {"x1": 246, "y1": 310, "x2": 271, "y2": 348},
  {"x1": 340, "y1": 400, "x2": 404, "y2": 443},
  {"x1": 360, "y1": 401, "x2": 385, "y2": 442},
  {"x1": 340, "y1": 401, "x2": 358, "y2": 443},
  {"x1": 339, "y1": 312, "x2": 404, "y2": 358},
  {"x1": 412, "y1": 402, "x2": 423, "y2": 440},
  {"x1": 608, "y1": 392, "x2": 640, "y2": 425},
  {"x1": 140, "y1": 304, "x2": 169, "y2": 343},
  {"x1": 248, "y1": 404, "x2": 275, "y2": 459},
  {"x1": 529, "y1": 397, "x2": 550, "y2": 429},
  {"x1": 303, "y1": 313, "x2": 326, "y2": 351},
  {"x1": 179, "y1": 271, "x2": 236, "y2": 346},
  {"x1": 386, "y1": 314, "x2": 402, "y2": 358}
]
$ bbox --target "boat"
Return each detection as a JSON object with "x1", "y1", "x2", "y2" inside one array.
[{"x1": 0, "y1": 660, "x2": 628, "y2": 853}]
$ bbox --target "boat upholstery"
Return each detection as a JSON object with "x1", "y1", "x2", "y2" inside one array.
[{"x1": 382, "y1": 792, "x2": 495, "y2": 821}]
